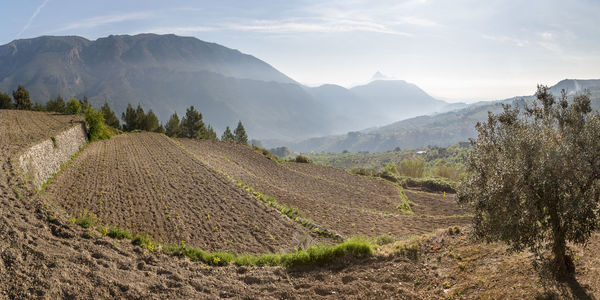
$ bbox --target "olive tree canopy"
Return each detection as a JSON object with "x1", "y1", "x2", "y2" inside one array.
[{"x1": 458, "y1": 85, "x2": 600, "y2": 278}]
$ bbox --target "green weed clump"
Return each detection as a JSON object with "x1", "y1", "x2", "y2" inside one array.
[
  {"x1": 73, "y1": 209, "x2": 99, "y2": 228},
  {"x1": 106, "y1": 226, "x2": 132, "y2": 240},
  {"x1": 132, "y1": 234, "x2": 157, "y2": 251}
]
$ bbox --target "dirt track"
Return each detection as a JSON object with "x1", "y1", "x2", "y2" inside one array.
[
  {"x1": 44, "y1": 132, "x2": 317, "y2": 253},
  {"x1": 178, "y1": 139, "x2": 471, "y2": 239}
]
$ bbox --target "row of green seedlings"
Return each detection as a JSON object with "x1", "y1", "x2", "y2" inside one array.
[
  {"x1": 67, "y1": 210, "x2": 372, "y2": 268},
  {"x1": 235, "y1": 180, "x2": 343, "y2": 241}
]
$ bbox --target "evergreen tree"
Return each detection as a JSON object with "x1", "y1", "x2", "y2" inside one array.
[
  {"x1": 234, "y1": 120, "x2": 248, "y2": 144},
  {"x1": 221, "y1": 126, "x2": 234, "y2": 142},
  {"x1": 0, "y1": 91, "x2": 13, "y2": 109},
  {"x1": 101, "y1": 101, "x2": 120, "y2": 129},
  {"x1": 134, "y1": 104, "x2": 146, "y2": 130},
  {"x1": 66, "y1": 98, "x2": 82, "y2": 114},
  {"x1": 121, "y1": 103, "x2": 137, "y2": 131},
  {"x1": 32, "y1": 103, "x2": 45, "y2": 111},
  {"x1": 12, "y1": 85, "x2": 32, "y2": 110},
  {"x1": 180, "y1": 106, "x2": 205, "y2": 139},
  {"x1": 205, "y1": 124, "x2": 218, "y2": 140},
  {"x1": 144, "y1": 109, "x2": 160, "y2": 132},
  {"x1": 45, "y1": 98, "x2": 57, "y2": 112},
  {"x1": 79, "y1": 96, "x2": 91, "y2": 112},
  {"x1": 54, "y1": 95, "x2": 66, "y2": 113},
  {"x1": 165, "y1": 112, "x2": 181, "y2": 137},
  {"x1": 156, "y1": 124, "x2": 166, "y2": 134}
]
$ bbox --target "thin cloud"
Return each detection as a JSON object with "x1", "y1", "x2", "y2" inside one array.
[
  {"x1": 225, "y1": 19, "x2": 411, "y2": 36},
  {"x1": 141, "y1": 26, "x2": 217, "y2": 35},
  {"x1": 17, "y1": 0, "x2": 50, "y2": 38},
  {"x1": 54, "y1": 12, "x2": 154, "y2": 32}
]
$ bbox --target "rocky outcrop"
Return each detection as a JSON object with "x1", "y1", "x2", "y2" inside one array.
[{"x1": 18, "y1": 122, "x2": 87, "y2": 189}]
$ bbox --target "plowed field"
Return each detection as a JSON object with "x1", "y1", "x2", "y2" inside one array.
[
  {"x1": 44, "y1": 132, "x2": 317, "y2": 253},
  {"x1": 178, "y1": 139, "x2": 471, "y2": 238}
]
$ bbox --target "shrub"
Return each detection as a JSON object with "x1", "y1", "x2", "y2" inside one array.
[
  {"x1": 430, "y1": 165, "x2": 459, "y2": 181},
  {"x1": 75, "y1": 210, "x2": 99, "y2": 228},
  {"x1": 351, "y1": 168, "x2": 375, "y2": 177},
  {"x1": 398, "y1": 159, "x2": 425, "y2": 178},
  {"x1": 399, "y1": 176, "x2": 456, "y2": 193},
  {"x1": 295, "y1": 155, "x2": 311, "y2": 163},
  {"x1": 66, "y1": 98, "x2": 82, "y2": 115},
  {"x1": 84, "y1": 106, "x2": 112, "y2": 141}
]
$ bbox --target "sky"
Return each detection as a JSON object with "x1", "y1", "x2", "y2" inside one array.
[{"x1": 1, "y1": 0, "x2": 599, "y2": 102}]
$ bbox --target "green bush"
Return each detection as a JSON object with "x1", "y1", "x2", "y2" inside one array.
[
  {"x1": 351, "y1": 168, "x2": 375, "y2": 176},
  {"x1": 399, "y1": 176, "x2": 456, "y2": 193},
  {"x1": 84, "y1": 106, "x2": 112, "y2": 141},
  {"x1": 294, "y1": 155, "x2": 311, "y2": 163},
  {"x1": 66, "y1": 98, "x2": 82, "y2": 115},
  {"x1": 398, "y1": 159, "x2": 425, "y2": 178}
]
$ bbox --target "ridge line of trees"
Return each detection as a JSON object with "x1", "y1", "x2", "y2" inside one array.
[{"x1": 1, "y1": 85, "x2": 250, "y2": 144}]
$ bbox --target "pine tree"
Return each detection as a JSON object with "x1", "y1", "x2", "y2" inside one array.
[
  {"x1": 101, "y1": 101, "x2": 120, "y2": 129},
  {"x1": 221, "y1": 126, "x2": 234, "y2": 142},
  {"x1": 45, "y1": 98, "x2": 57, "y2": 112},
  {"x1": 79, "y1": 96, "x2": 91, "y2": 112},
  {"x1": 121, "y1": 103, "x2": 137, "y2": 131},
  {"x1": 180, "y1": 106, "x2": 205, "y2": 139},
  {"x1": 12, "y1": 85, "x2": 32, "y2": 110},
  {"x1": 205, "y1": 125, "x2": 217, "y2": 140},
  {"x1": 0, "y1": 91, "x2": 13, "y2": 109},
  {"x1": 165, "y1": 112, "x2": 181, "y2": 137},
  {"x1": 234, "y1": 120, "x2": 248, "y2": 144},
  {"x1": 32, "y1": 103, "x2": 45, "y2": 111},
  {"x1": 144, "y1": 109, "x2": 160, "y2": 132},
  {"x1": 54, "y1": 95, "x2": 66, "y2": 113},
  {"x1": 134, "y1": 104, "x2": 146, "y2": 130}
]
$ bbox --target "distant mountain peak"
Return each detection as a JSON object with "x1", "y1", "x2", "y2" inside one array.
[{"x1": 370, "y1": 71, "x2": 394, "y2": 81}]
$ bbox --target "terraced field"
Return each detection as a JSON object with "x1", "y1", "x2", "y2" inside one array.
[
  {"x1": 178, "y1": 139, "x2": 471, "y2": 238},
  {"x1": 45, "y1": 132, "x2": 317, "y2": 253},
  {"x1": 2, "y1": 110, "x2": 599, "y2": 298}
]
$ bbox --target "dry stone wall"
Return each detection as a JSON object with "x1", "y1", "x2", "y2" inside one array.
[{"x1": 18, "y1": 122, "x2": 88, "y2": 189}]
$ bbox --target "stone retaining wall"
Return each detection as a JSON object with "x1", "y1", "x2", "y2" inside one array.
[{"x1": 18, "y1": 122, "x2": 88, "y2": 189}]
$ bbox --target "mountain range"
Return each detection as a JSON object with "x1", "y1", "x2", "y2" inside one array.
[
  {"x1": 0, "y1": 34, "x2": 457, "y2": 140},
  {"x1": 282, "y1": 79, "x2": 600, "y2": 153}
]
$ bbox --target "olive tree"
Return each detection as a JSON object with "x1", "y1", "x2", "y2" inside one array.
[{"x1": 458, "y1": 85, "x2": 600, "y2": 279}]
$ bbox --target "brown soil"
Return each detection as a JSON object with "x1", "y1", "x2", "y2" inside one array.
[
  {"x1": 43, "y1": 132, "x2": 319, "y2": 253},
  {"x1": 2, "y1": 110, "x2": 598, "y2": 299},
  {"x1": 178, "y1": 139, "x2": 471, "y2": 239}
]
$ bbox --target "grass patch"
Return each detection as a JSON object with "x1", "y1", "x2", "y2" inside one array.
[
  {"x1": 132, "y1": 234, "x2": 157, "y2": 251},
  {"x1": 106, "y1": 226, "x2": 132, "y2": 240},
  {"x1": 164, "y1": 237, "x2": 373, "y2": 268}
]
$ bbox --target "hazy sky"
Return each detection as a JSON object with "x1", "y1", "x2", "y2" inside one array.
[{"x1": 1, "y1": 0, "x2": 599, "y2": 102}]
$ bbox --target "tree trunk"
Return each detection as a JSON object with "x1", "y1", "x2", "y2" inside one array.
[
  {"x1": 552, "y1": 225, "x2": 573, "y2": 279},
  {"x1": 550, "y1": 204, "x2": 573, "y2": 280}
]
